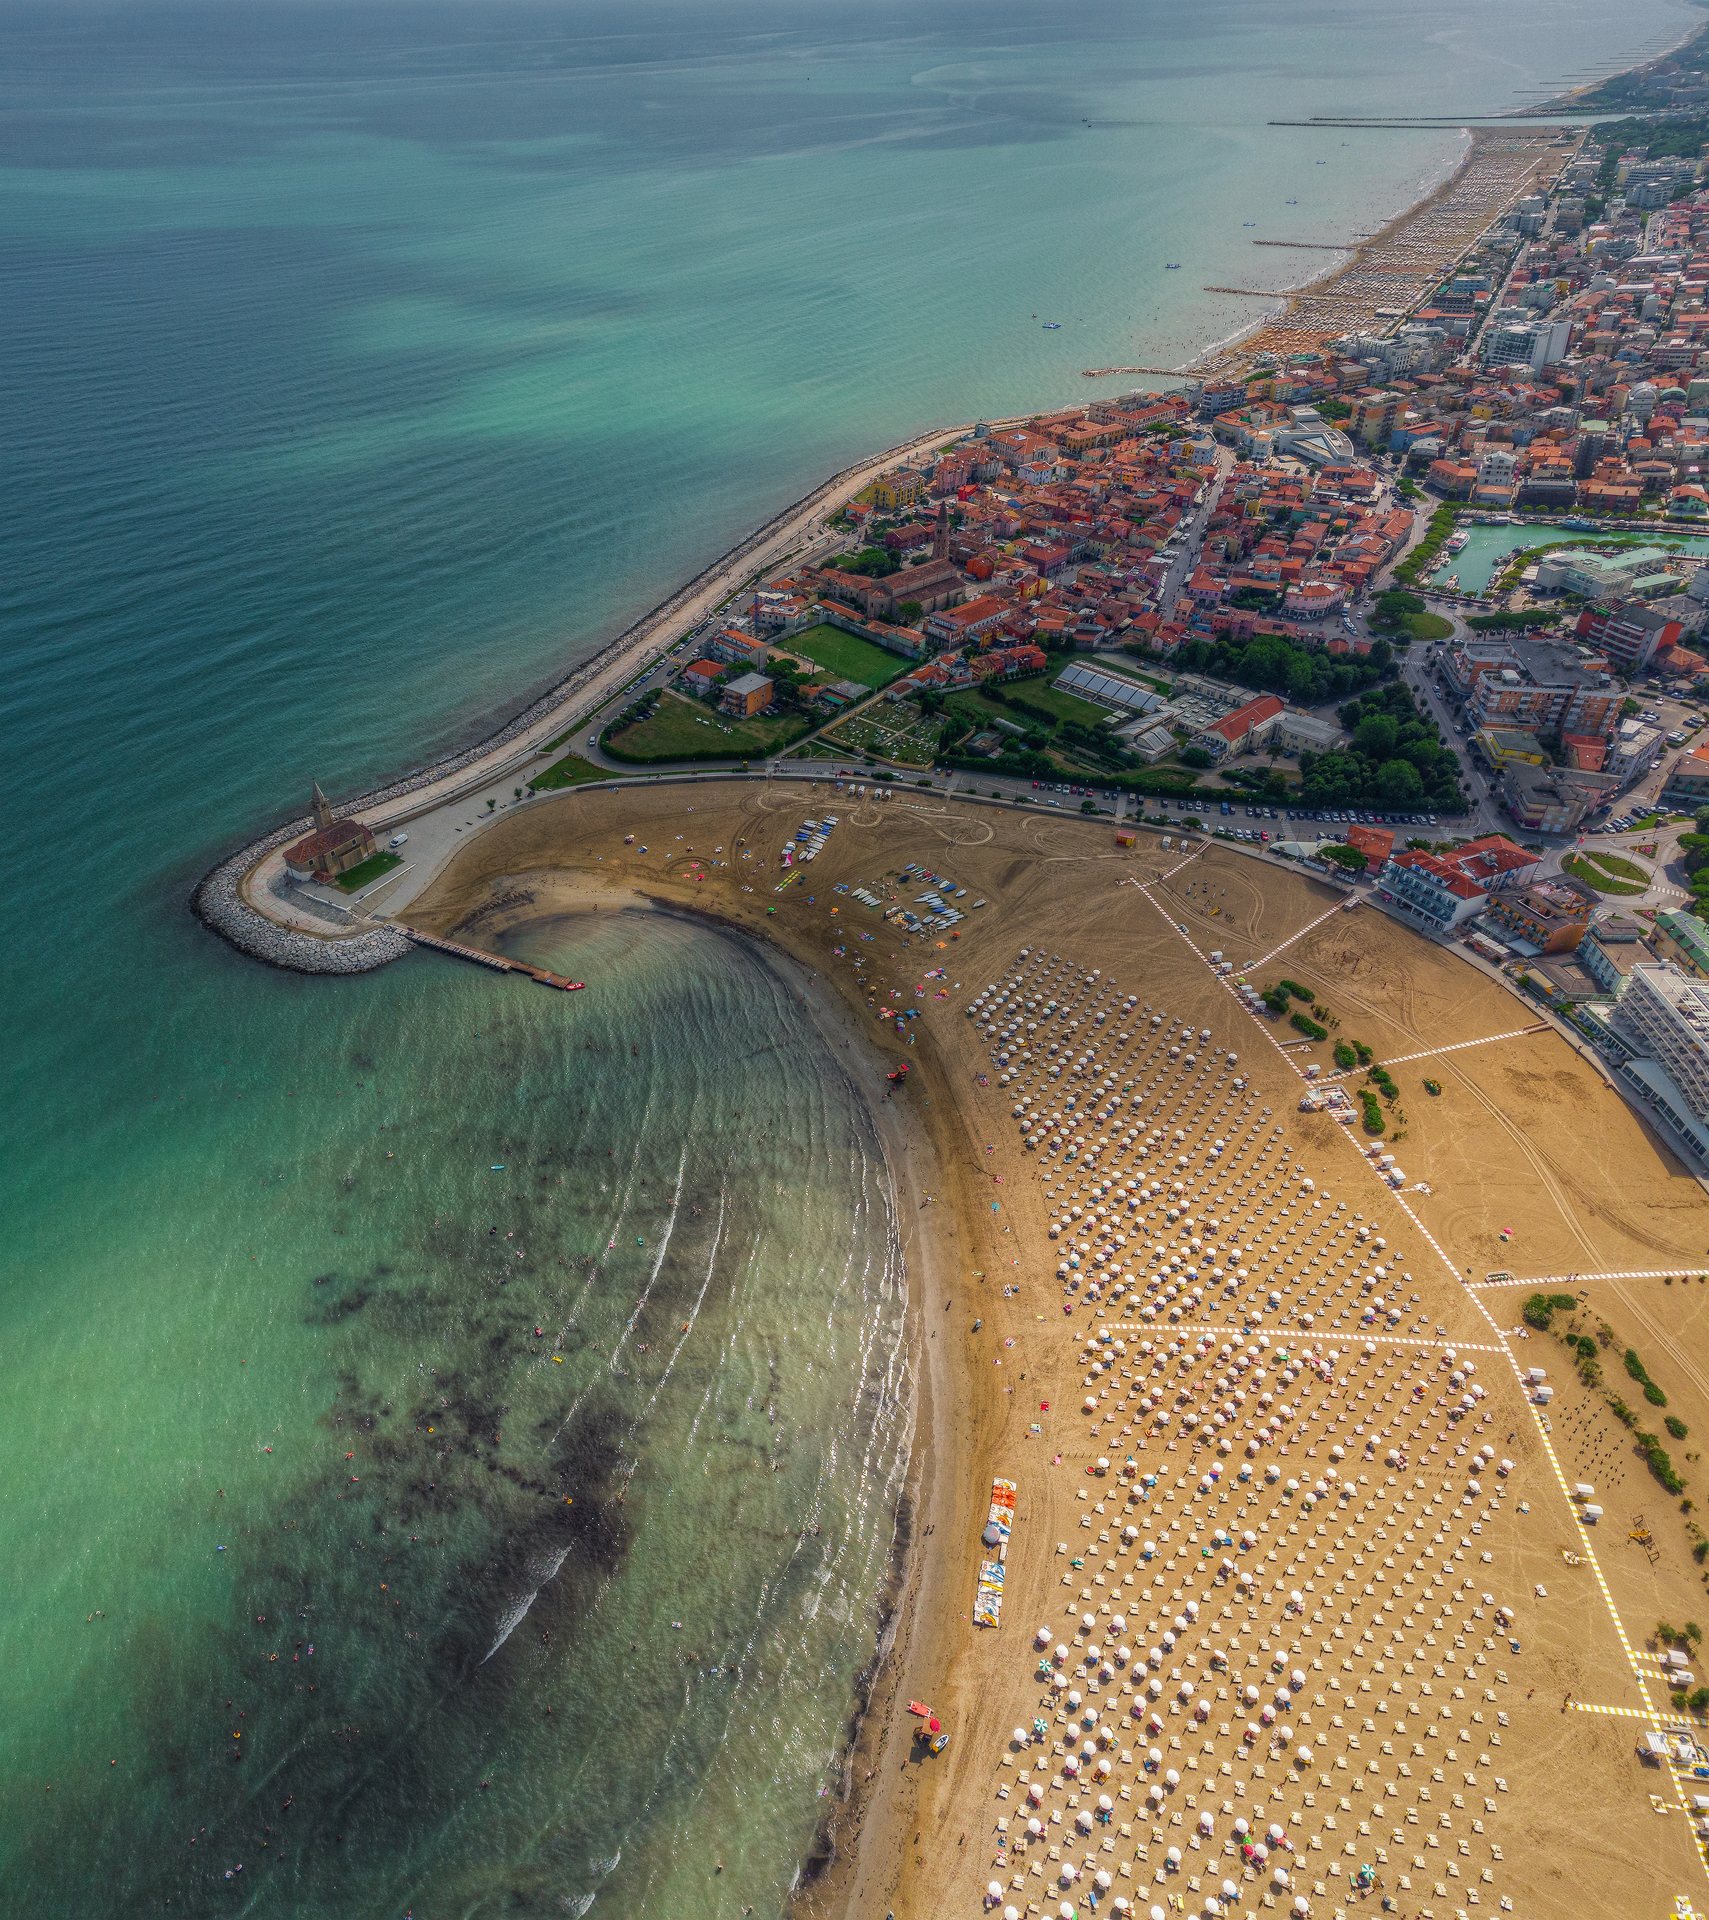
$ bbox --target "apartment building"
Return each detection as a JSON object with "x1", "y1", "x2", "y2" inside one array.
[
  {"x1": 1606, "y1": 961, "x2": 1709, "y2": 1160},
  {"x1": 1577, "y1": 913, "x2": 1649, "y2": 993},
  {"x1": 1498, "y1": 760, "x2": 1618, "y2": 833},
  {"x1": 1573, "y1": 601, "x2": 1685, "y2": 672},
  {"x1": 1480, "y1": 878, "x2": 1594, "y2": 954},
  {"x1": 1445, "y1": 637, "x2": 1624, "y2": 740}
]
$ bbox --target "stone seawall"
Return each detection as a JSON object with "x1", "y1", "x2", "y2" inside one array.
[
  {"x1": 190, "y1": 419, "x2": 969, "y2": 976},
  {"x1": 191, "y1": 819, "x2": 415, "y2": 974}
]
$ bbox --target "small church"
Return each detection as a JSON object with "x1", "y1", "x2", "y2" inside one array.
[{"x1": 283, "y1": 782, "x2": 377, "y2": 882}]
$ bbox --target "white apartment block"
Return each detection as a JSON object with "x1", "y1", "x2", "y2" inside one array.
[{"x1": 1607, "y1": 961, "x2": 1709, "y2": 1160}]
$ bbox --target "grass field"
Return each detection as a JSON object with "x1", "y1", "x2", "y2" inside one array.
[
  {"x1": 607, "y1": 691, "x2": 809, "y2": 763},
  {"x1": 944, "y1": 676, "x2": 1111, "y2": 736},
  {"x1": 1585, "y1": 849, "x2": 1649, "y2": 882},
  {"x1": 529, "y1": 753, "x2": 614, "y2": 792},
  {"x1": 1378, "y1": 607, "x2": 1454, "y2": 642},
  {"x1": 1037, "y1": 670, "x2": 1121, "y2": 726},
  {"x1": 784, "y1": 623, "x2": 909, "y2": 689},
  {"x1": 1565, "y1": 852, "x2": 1649, "y2": 897},
  {"x1": 333, "y1": 851, "x2": 403, "y2": 893}
]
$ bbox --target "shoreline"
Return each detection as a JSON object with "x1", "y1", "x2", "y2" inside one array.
[
  {"x1": 408, "y1": 850, "x2": 966, "y2": 1914},
  {"x1": 395, "y1": 776, "x2": 1709, "y2": 1920}
]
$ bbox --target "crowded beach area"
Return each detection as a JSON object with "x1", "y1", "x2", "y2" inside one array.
[{"x1": 403, "y1": 774, "x2": 1709, "y2": 1920}]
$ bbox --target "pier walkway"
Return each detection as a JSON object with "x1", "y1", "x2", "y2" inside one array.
[{"x1": 402, "y1": 927, "x2": 585, "y2": 990}]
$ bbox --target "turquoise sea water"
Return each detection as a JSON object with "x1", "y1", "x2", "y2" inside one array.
[{"x1": 0, "y1": 2, "x2": 1698, "y2": 1913}]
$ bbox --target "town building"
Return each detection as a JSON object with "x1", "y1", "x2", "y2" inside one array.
[
  {"x1": 870, "y1": 468, "x2": 927, "y2": 511},
  {"x1": 681, "y1": 660, "x2": 724, "y2": 696},
  {"x1": 1344, "y1": 823, "x2": 1396, "y2": 867},
  {"x1": 1480, "y1": 878, "x2": 1594, "y2": 954},
  {"x1": 1473, "y1": 726, "x2": 1549, "y2": 770},
  {"x1": 1651, "y1": 908, "x2": 1709, "y2": 982},
  {"x1": 1270, "y1": 711, "x2": 1348, "y2": 757},
  {"x1": 1497, "y1": 760, "x2": 1618, "y2": 833},
  {"x1": 924, "y1": 595, "x2": 1008, "y2": 646},
  {"x1": 721, "y1": 673, "x2": 773, "y2": 717},
  {"x1": 1190, "y1": 694, "x2": 1285, "y2": 760},
  {"x1": 1372, "y1": 835, "x2": 1539, "y2": 933},
  {"x1": 283, "y1": 783, "x2": 376, "y2": 883},
  {"x1": 1662, "y1": 745, "x2": 1709, "y2": 808},
  {"x1": 1577, "y1": 913, "x2": 1649, "y2": 994}
]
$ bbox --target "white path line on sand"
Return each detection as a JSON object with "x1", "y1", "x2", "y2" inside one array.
[
  {"x1": 1122, "y1": 859, "x2": 1679, "y2": 1814},
  {"x1": 1472, "y1": 1268, "x2": 1706, "y2": 1288},
  {"x1": 1318, "y1": 1024, "x2": 1551, "y2": 1083},
  {"x1": 1245, "y1": 895, "x2": 1352, "y2": 973}
]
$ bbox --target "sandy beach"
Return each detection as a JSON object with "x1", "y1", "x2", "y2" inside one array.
[{"x1": 406, "y1": 777, "x2": 1709, "y2": 1920}]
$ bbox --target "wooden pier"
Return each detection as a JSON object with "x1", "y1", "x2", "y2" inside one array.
[{"x1": 401, "y1": 927, "x2": 586, "y2": 991}]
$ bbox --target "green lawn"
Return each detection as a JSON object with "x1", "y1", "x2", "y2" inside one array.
[
  {"x1": 1585, "y1": 849, "x2": 1650, "y2": 882},
  {"x1": 1565, "y1": 853, "x2": 1648, "y2": 897},
  {"x1": 529, "y1": 753, "x2": 614, "y2": 792},
  {"x1": 1038, "y1": 670, "x2": 1123, "y2": 726},
  {"x1": 333, "y1": 851, "x2": 403, "y2": 893},
  {"x1": 944, "y1": 676, "x2": 1112, "y2": 734},
  {"x1": 1377, "y1": 608, "x2": 1454, "y2": 642},
  {"x1": 607, "y1": 690, "x2": 809, "y2": 763},
  {"x1": 783, "y1": 623, "x2": 910, "y2": 690}
]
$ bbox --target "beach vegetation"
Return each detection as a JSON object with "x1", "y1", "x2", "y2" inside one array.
[
  {"x1": 1334, "y1": 1040, "x2": 1356, "y2": 1070},
  {"x1": 1463, "y1": 607, "x2": 1560, "y2": 632},
  {"x1": 1358, "y1": 1089, "x2": 1385, "y2": 1134},
  {"x1": 1564, "y1": 852, "x2": 1647, "y2": 897},
  {"x1": 1290, "y1": 1011, "x2": 1328, "y2": 1041},
  {"x1": 1371, "y1": 590, "x2": 1452, "y2": 643},
  {"x1": 1297, "y1": 682, "x2": 1462, "y2": 813},
  {"x1": 1149, "y1": 632, "x2": 1395, "y2": 710}
]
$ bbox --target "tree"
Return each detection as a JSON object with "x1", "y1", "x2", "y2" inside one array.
[
  {"x1": 1377, "y1": 758, "x2": 1424, "y2": 804},
  {"x1": 1679, "y1": 833, "x2": 1709, "y2": 879},
  {"x1": 897, "y1": 600, "x2": 924, "y2": 625},
  {"x1": 1181, "y1": 746, "x2": 1214, "y2": 769},
  {"x1": 1368, "y1": 638, "x2": 1394, "y2": 669}
]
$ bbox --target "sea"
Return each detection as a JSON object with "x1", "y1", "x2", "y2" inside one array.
[{"x1": 0, "y1": 1, "x2": 1695, "y2": 1913}]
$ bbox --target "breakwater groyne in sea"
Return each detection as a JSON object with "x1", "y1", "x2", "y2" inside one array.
[{"x1": 190, "y1": 420, "x2": 977, "y2": 975}]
